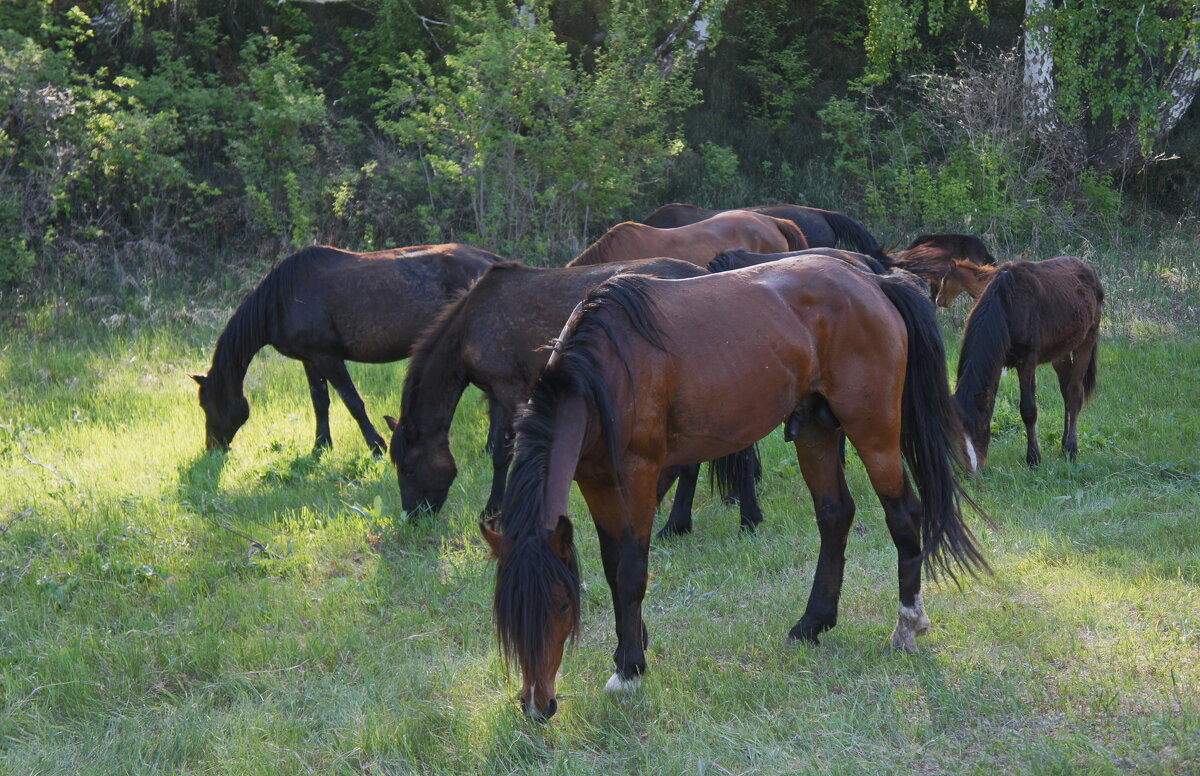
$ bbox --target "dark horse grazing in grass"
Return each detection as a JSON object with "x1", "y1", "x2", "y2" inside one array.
[
  {"x1": 481, "y1": 256, "x2": 987, "y2": 719},
  {"x1": 567, "y1": 210, "x2": 807, "y2": 267},
  {"x1": 951, "y1": 256, "x2": 1104, "y2": 470},
  {"x1": 888, "y1": 233, "x2": 996, "y2": 300},
  {"x1": 388, "y1": 259, "x2": 763, "y2": 536},
  {"x1": 643, "y1": 202, "x2": 890, "y2": 265},
  {"x1": 190, "y1": 244, "x2": 501, "y2": 454}
]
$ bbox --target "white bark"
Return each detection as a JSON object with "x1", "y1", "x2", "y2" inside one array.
[
  {"x1": 654, "y1": 0, "x2": 730, "y2": 77},
  {"x1": 1022, "y1": 0, "x2": 1057, "y2": 138},
  {"x1": 1155, "y1": 7, "x2": 1200, "y2": 137}
]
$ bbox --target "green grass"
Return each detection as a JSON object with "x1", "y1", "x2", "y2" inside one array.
[{"x1": 1, "y1": 243, "x2": 1198, "y2": 775}]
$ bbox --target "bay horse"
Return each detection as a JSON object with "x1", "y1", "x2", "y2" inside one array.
[
  {"x1": 190, "y1": 243, "x2": 501, "y2": 454},
  {"x1": 481, "y1": 256, "x2": 987, "y2": 719},
  {"x1": 889, "y1": 233, "x2": 997, "y2": 301},
  {"x1": 567, "y1": 210, "x2": 807, "y2": 267},
  {"x1": 708, "y1": 246, "x2": 891, "y2": 276},
  {"x1": 952, "y1": 256, "x2": 1103, "y2": 470},
  {"x1": 387, "y1": 259, "x2": 762, "y2": 536},
  {"x1": 643, "y1": 202, "x2": 890, "y2": 265}
]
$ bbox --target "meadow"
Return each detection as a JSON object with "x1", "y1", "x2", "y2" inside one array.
[{"x1": 1, "y1": 238, "x2": 1198, "y2": 775}]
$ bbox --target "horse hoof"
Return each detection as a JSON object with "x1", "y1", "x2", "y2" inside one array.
[
  {"x1": 656, "y1": 524, "x2": 692, "y2": 540},
  {"x1": 605, "y1": 673, "x2": 642, "y2": 694},
  {"x1": 890, "y1": 596, "x2": 931, "y2": 652}
]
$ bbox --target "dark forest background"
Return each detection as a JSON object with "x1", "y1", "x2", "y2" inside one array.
[{"x1": 2, "y1": 0, "x2": 1197, "y2": 295}]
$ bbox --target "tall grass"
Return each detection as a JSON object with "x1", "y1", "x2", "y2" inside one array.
[{"x1": 0, "y1": 239, "x2": 1197, "y2": 774}]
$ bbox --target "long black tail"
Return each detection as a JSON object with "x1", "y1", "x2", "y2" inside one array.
[
  {"x1": 709, "y1": 444, "x2": 762, "y2": 500},
  {"x1": 874, "y1": 274, "x2": 989, "y2": 581},
  {"x1": 824, "y1": 211, "x2": 891, "y2": 266}
]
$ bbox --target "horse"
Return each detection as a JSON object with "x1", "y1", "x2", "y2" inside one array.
[
  {"x1": 951, "y1": 256, "x2": 1103, "y2": 470},
  {"x1": 189, "y1": 243, "x2": 502, "y2": 455},
  {"x1": 708, "y1": 246, "x2": 891, "y2": 276},
  {"x1": 888, "y1": 233, "x2": 997, "y2": 301},
  {"x1": 643, "y1": 202, "x2": 889, "y2": 265},
  {"x1": 567, "y1": 210, "x2": 807, "y2": 267},
  {"x1": 481, "y1": 256, "x2": 987, "y2": 719},
  {"x1": 387, "y1": 258, "x2": 763, "y2": 536}
]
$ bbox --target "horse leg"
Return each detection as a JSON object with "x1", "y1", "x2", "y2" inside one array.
[
  {"x1": 734, "y1": 445, "x2": 764, "y2": 531},
  {"x1": 1017, "y1": 359, "x2": 1041, "y2": 468},
  {"x1": 318, "y1": 358, "x2": 388, "y2": 456},
  {"x1": 481, "y1": 396, "x2": 514, "y2": 518},
  {"x1": 657, "y1": 463, "x2": 698, "y2": 538},
  {"x1": 787, "y1": 425, "x2": 855, "y2": 645},
  {"x1": 303, "y1": 362, "x2": 333, "y2": 453},
  {"x1": 1053, "y1": 344, "x2": 1092, "y2": 462},
  {"x1": 580, "y1": 467, "x2": 658, "y2": 691}
]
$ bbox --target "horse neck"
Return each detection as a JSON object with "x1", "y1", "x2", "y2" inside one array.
[
  {"x1": 542, "y1": 393, "x2": 588, "y2": 526},
  {"x1": 207, "y1": 305, "x2": 269, "y2": 401},
  {"x1": 961, "y1": 263, "x2": 999, "y2": 297},
  {"x1": 402, "y1": 318, "x2": 471, "y2": 434},
  {"x1": 570, "y1": 227, "x2": 628, "y2": 266}
]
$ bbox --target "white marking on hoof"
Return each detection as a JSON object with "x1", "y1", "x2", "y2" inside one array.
[
  {"x1": 964, "y1": 433, "x2": 978, "y2": 473},
  {"x1": 604, "y1": 673, "x2": 642, "y2": 694},
  {"x1": 890, "y1": 594, "x2": 931, "y2": 653}
]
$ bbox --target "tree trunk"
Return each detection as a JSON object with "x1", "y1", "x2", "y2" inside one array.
[
  {"x1": 1022, "y1": 0, "x2": 1057, "y2": 139},
  {"x1": 654, "y1": 0, "x2": 730, "y2": 78}
]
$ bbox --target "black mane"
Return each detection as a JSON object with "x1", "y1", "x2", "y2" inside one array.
[{"x1": 954, "y1": 267, "x2": 1015, "y2": 435}]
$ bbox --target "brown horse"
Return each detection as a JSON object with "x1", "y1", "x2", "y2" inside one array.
[
  {"x1": 889, "y1": 233, "x2": 997, "y2": 301},
  {"x1": 190, "y1": 244, "x2": 501, "y2": 454},
  {"x1": 482, "y1": 256, "x2": 986, "y2": 719},
  {"x1": 567, "y1": 210, "x2": 807, "y2": 267},
  {"x1": 643, "y1": 202, "x2": 889, "y2": 264},
  {"x1": 953, "y1": 256, "x2": 1104, "y2": 470},
  {"x1": 387, "y1": 258, "x2": 762, "y2": 534}
]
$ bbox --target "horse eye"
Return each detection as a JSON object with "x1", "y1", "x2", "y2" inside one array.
[{"x1": 557, "y1": 601, "x2": 571, "y2": 615}]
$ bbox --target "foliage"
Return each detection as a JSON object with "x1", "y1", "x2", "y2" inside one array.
[{"x1": 376, "y1": 2, "x2": 696, "y2": 259}]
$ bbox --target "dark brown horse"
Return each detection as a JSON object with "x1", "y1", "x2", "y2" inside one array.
[
  {"x1": 481, "y1": 256, "x2": 986, "y2": 719},
  {"x1": 567, "y1": 210, "x2": 807, "y2": 267},
  {"x1": 190, "y1": 244, "x2": 501, "y2": 454},
  {"x1": 387, "y1": 259, "x2": 762, "y2": 535},
  {"x1": 952, "y1": 256, "x2": 1104, "y2": 470},
  {"x1": 708, "y1": 246, "x2": 891, "y2": 276},
  {"x1": 643, "y1": 202, "x2": 889, "y2": 264},
  {"x1": 888, "y1": 233, "x2": 997, "y2": 300}
]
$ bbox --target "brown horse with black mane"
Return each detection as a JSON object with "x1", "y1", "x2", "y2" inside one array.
[
  {"x1": 951, "y1": 256, "x2": 1104, "y2": 470},
  {"x1": 190, "y1": 243, "x2": 501, "y2": 454},
  {"x1": 482, "y1": 256, "x2": 987, "y2": 720},
  {"x1": 889, "y1": 233, "x2": 997, "y2": 300},
  {"x1": 567, "y1": 210, "x2": 807, "y2": 267},
  {"x1": 643, "y1": 202, "x2": 890, "y2": 264}
]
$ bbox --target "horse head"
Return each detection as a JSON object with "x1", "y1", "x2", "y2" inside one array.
[
  {"x1": 386, "y1": 414, "x2": 456, "y2": 515},
  {"x1": 189, "y1": 372, "x2": 249, "y2": 450},
  {"x1": 483, "y1": 514, "x2": 579, "y2": 721}
]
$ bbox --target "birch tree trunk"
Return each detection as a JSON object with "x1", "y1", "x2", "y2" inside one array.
[
  {"x1": 654, "y1": 0, "x2": 730, "y2": 77},
  {"x1": 1022, "y1": 0, "x2": 1057, "y2": 139}
]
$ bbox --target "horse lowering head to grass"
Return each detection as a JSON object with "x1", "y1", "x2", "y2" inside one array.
[
  {"x1": 482, "y1": 256, "x2": 988, "y2": 720},
  {"x1": 567, "y1": 210, "x2": 807, "y2": 267},
  {"x1": 643, "y1": 202, "x2": 890, "y2": 265},
  {"x1": 388, "y1": 257, "x2": 763, "y2": 536},
  {"x1": 952, "y1": 256, "x2": 1104, "y2": 470},
  {"x1": 189, "y1": 244, "x2": 501, "y2": 455}
]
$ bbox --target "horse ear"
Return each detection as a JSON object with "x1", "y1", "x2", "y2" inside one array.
[
  {"x1": 384, "y1": 415, "x2": 399, "y2": 432},
  {"x1": 188, "y1": 372, "x2": 207, "y2": 386},
  {"x1": 479, "y1": 519, "x2": 511, "y2": 560},
  {"x1": 548, "y1": 515, "x2": 574, "y2": 563}
]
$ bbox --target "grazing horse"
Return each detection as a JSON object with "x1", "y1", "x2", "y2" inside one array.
[
  {"x1": 481, "y1": 256, "x2": 986, "y2": 719},
  {"x1": 643, "y1": 202, "x2": 889, "y2": 264},
  {"x1": 708, "y1": 246, "x2": 891, "y2": 276},
  {"x1": 889, "y1": 233, "x2": 997, "y2": 301},
  {"x1": 388, "y1": 259, "x2": 762, "y2": 535},
  {"x1": 952, "y1": 256, "x2": 1104, "y2": 470},
  {"x1": 567, "y1": 210, "x2": 807, "y2": 267},
  {"x1": 190, "y1": 244, "x2": 501, "y2": 454}
]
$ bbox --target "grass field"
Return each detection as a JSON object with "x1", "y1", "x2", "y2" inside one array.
[{"x1": 1, "y1": 240, "x2": 1198, "y2": 775}]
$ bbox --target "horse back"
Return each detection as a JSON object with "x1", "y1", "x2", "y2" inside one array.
[{"x1": 1003, "y1": 257, "x2": 1103, "y2": 363}]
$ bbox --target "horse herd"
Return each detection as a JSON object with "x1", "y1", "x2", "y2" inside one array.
[{"x1": 190, "y1": 203, "x2": 1105, "y2": 720}]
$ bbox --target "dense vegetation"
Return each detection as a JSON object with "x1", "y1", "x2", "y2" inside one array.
[{"x1": 2, "y1": 0, "x2": 1198, "y2": 292}]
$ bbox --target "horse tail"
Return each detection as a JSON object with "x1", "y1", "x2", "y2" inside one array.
[
  {"x1": 823, "y1": 211, "x2": 891, "y2": 266},
  {"x1": 774, "y1": 218, "x2": 810, "y2": 251},
  {"x1": 1081, "y1": 274, "x2": 1103, "y2": 404},
  {"x1": 708, "y1": 444, "x2": 762, "y2": 500},
  {"x1": 874, "y1": 274, "x2": 988, "y2": 581}
]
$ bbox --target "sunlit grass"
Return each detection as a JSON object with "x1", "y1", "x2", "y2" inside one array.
[{"x1": 1, "y1": 242, "x2": 1198, "y2": 774}]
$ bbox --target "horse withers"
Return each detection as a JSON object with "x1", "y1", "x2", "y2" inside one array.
[
  {"x1": 190, "y1": 243, "x2": 501, "y2": 455},
  {"x1": 482, "y1": 256, "x2": 987, "y2": 719}
]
